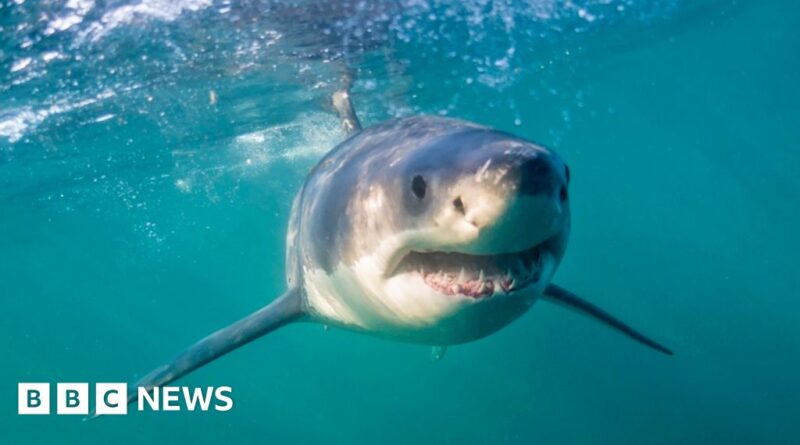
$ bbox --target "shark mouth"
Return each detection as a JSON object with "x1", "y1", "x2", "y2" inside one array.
[{"x1": 393, "y1": 244, "x2": 544, "y2": 299}]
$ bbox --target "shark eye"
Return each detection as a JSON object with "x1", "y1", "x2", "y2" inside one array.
[
  {"x1": 453, "y1": 196, "x2": 465, "y2": 214},
  {"x1": 411, "y1": 175, "x2": 427, "y2": 200}
]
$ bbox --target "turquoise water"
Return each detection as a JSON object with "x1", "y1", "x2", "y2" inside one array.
[{"x1": 2, "y1": 0, "x2": 799, "y2": 443}]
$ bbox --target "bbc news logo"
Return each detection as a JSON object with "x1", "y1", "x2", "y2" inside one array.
[{"x1": 18, "y1": 383, "x2": 233, "y2": 415}]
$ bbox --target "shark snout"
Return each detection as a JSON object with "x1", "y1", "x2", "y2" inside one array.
[
  {"x1": 517, "y1": 155, "x2": 569, "y2": 204},
  {"x1": 438, "y1": 150, "x2": 569, "y2": 255}
]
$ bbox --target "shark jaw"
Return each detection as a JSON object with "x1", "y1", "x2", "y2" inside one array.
[
  {"x1": 302, "y1": 235, "x2": 557, "y2": 330},
  {"x1": 390, "y1": 242, "x2": 548, "y2": 300},
  {"x1": 304, "y1": 189, "x2": 566, "y2": 335}
]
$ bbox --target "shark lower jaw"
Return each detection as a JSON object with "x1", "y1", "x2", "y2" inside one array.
[{"x1": 390, "y1": 242, "x2": 550, "y2": 300}]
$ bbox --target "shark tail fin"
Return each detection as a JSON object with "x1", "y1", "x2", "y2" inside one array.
[
  {"x1": 85, "y1": 288, "x2": 304, "y2": 421},
  {"x1": 543, "y1": 283, "x2": 673, "y2": 356}
]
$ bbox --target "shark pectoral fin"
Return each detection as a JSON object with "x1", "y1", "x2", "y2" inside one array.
[
  {"x1": 542, "y1": 284, "x2": 673, "y2": 356},
  {"x1": 431, "y1": 346, "x2": 448, "y2": 362},
  {"x1": 85, "y1": 288, "x2": 305, "y2": 420}
]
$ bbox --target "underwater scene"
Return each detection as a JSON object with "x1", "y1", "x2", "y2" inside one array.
[{"x1": 1, "y1": 0, "x2": 798, "y2": 443}]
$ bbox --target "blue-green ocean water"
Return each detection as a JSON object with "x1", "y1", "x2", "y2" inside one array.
[{"x1": 1, "y1": 0, "x2": 798, "y2": 443}]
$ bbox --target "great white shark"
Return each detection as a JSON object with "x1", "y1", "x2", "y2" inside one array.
[{"x1": 91, "y1": 91, "x2": 671, "y2": 417}]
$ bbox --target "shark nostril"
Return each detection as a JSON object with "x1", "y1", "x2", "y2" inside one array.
[
  {"x1": 559, "y1": 186, "x2": 568, "y2": 202},
  {"x1": 453, "y1": 196, "x2": 466, "y2": 215}
]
